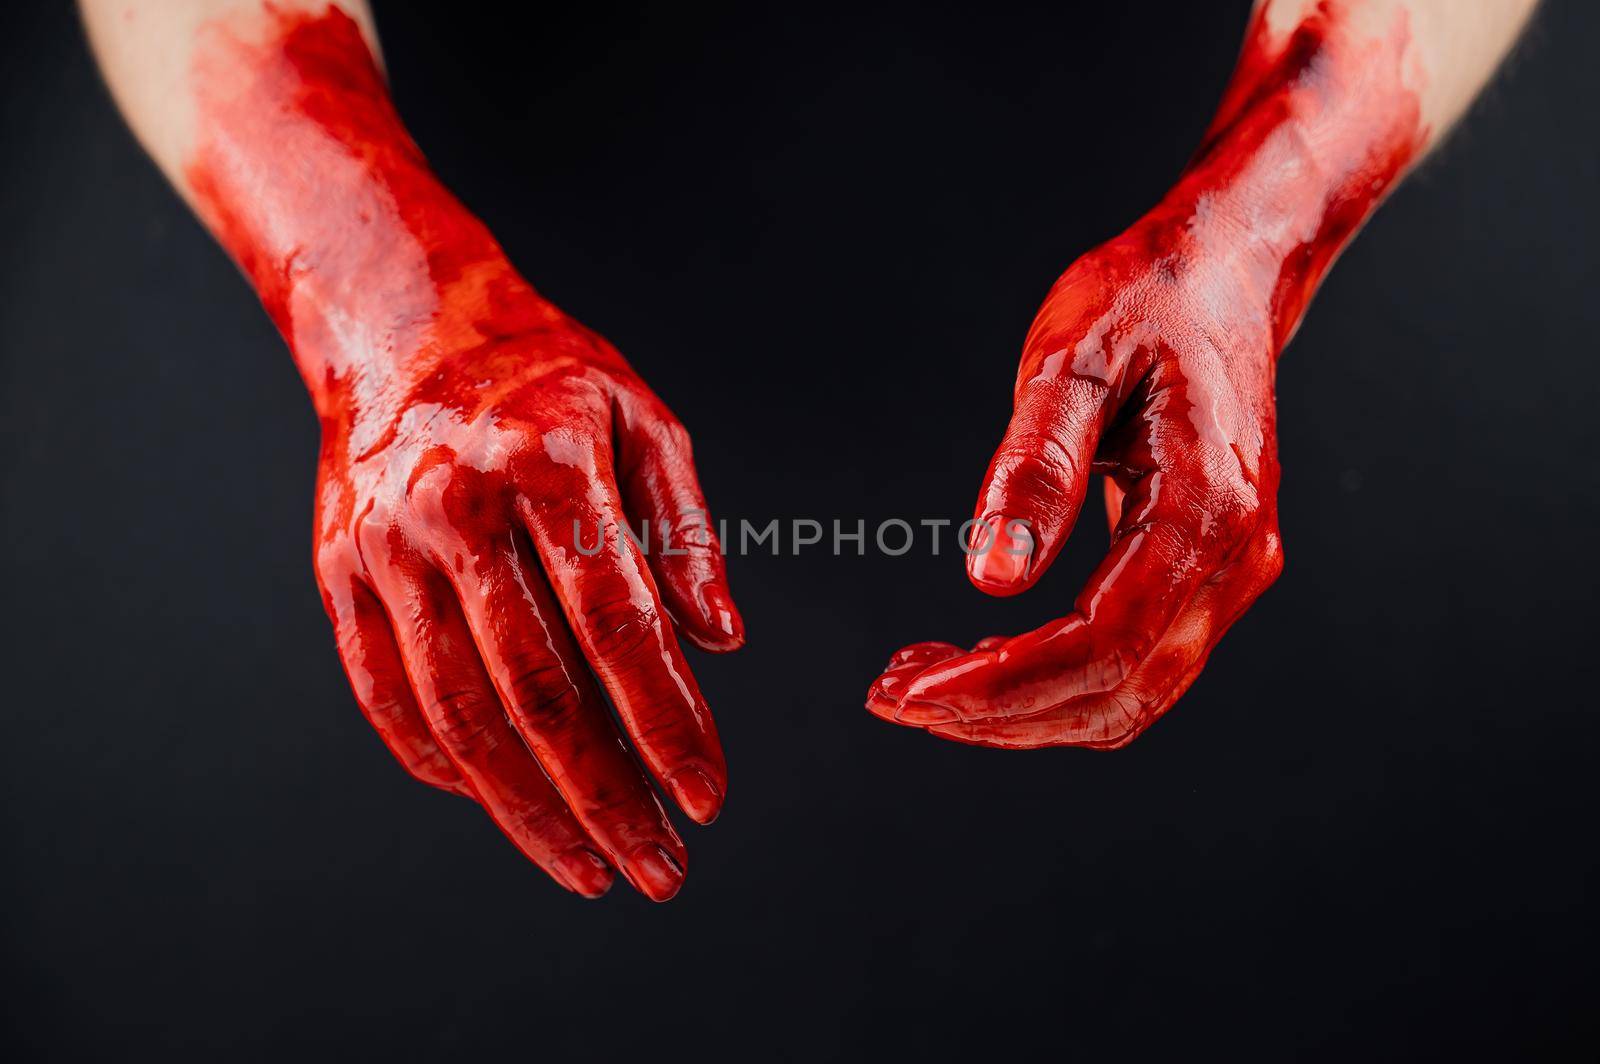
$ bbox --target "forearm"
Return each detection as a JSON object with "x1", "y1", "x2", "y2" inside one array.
[
  {"x1": 87, "y1": 5, "x2": 742, "y2": 892},
  {"x1": 871, "y1": 0, "x2": 1541, "y2": 748},
  {"x1": 1053, "y1": 0, "x2": 1539, "y2": 363},
  {"x1": 81, "y1": 1, "x2": 527, "y2": 416}
]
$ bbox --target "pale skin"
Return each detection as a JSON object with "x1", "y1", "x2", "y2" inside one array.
[
  {"x1": 87, "y1": 0, "x2": 750, "y2": 901},
  {"x1": 1269, "y1": 0, "x2": 1537, "y2": 132},
  {"x1": 82, "y1": 0, "x2": 1539, "y2": 888},
  {"x1": 865, "y1": 0, "x2": 1539, "y2": 747},
  {"x1": 80, "y1": 0, "x2": 1537, "y2": 203}
]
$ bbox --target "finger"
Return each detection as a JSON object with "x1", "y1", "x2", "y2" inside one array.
[
  {"x1": 928, "y1": 610, "x2": 1213, "y2": 749},
  {"x1": 898, "y1": 449, "x2": 1251, "y2": 729},
  {"x1": 450, "y1": 526, "x2": 690, "y2": 901},
  {"x1": 866, "y1": 641, "x2": 964, "y2": 720},
  {"x1": 614, "y1": 396, "x2": 744, "y2": 652},
  {"x1": 320, "y1": 566, "x2": 468, "y2": 796},
  {"x1": 865, "y1": 638, "x2": 1007, "y2": 719},
  {"x1": 966, "y1": 374, "x2": 1108, "y2": 596},
  {"x1": 520, "y1": 445, "x2": 728, "y2": 825},
  {"x1": 369, "y1": 552, "x2": 617, "y2": 897},
  {"x1": 927, "y1": 529, "x2": 1282, "y2": 748},
  {"x1": 899, "y1": 522, "x2": 1210, "y2": 727}
]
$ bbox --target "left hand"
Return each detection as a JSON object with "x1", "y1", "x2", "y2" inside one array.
[{"x1": 867, "y1": 218, "x2": 1285, "y2": 748}]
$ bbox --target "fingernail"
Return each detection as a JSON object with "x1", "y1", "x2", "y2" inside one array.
[
  {"x1": 865, "y1": 675, "x2": 900, "y2": 712},
  {"x1": 556, "y1": 847, "x2": 615, "y2": 898},
  {"x1": 623, "y1": 843, "x2": 686, "y2": 902},
  {"x1": 894, "y1": 698, "x2": 960, "y2": 726},
  {"x1": 968, "y1": 513, "x2": 1033, "y2": 591},
  {"x1": 700, "y1": 584, "x2": 745, "y2": 648},
  {"x1": 670, "y1": 767, "x2": 725, "y2": 824}
]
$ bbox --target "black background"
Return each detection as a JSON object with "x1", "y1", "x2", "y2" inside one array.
[{"x1": 3, "y1": 0, "x2": 1596, "y2": 1058}]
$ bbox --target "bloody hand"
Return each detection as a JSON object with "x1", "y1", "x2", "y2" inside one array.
[
  {"x1": 867, "y1": 228, "x2": 1289, "y2": 749},
  {"x1": 185, "y1": 8, "x2": 740, "y2": 899},
  {"x1": 312, "y1": 274, "x2": 739, "y2": 901},
  {"x1": 868, "y1": 2, "x2": 1426, "y2": 749}
]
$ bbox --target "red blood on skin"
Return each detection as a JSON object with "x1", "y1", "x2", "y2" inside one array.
[
  {"x1": 868, "y1": 0, "x2": 1427, "y2": 748},
  {"x1": 185, "y1": 6, "x2": 743, "y2": 899}
]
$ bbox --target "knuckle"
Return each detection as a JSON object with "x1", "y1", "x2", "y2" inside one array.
[
  {"x1": 506, "y1": 803, "x2": 569, "y2": 847},
  {"x1": 1255, "y1": 526, "x2": 1286, "y2": 589},
  {"x1": 428, "y1": 690, "x2": 496, "y2": 754},
  {"x1": 1206, "y1": 440, "x2": 1275, "y2": 531},
  {"x1": 1109, "y1": 695, "x2": 1156, "y2": 746},
  {"x1": 502, "y1": 653, "x2": 584, "y2": 723},
  {"x1": 407, "y1": 757, "x2": 462, "y2": 793},
  {"x1": 362, "y1": 694, "x2": 410, "y2": 728},
  {"x1": 525, "y1": 426, "x2": 605, "y2": 491},
  {"x1": 1232, "y1": 481, "x2": 1264, "y2": 522},
  {"x1": 402, "y1": 461, "x2": 510, "y2": 555},
  {"x1": 655, "y1": 415, "x2": 693, "y2": 457},
  {"x1": 1086, "y1": 691, "x2": 1148, "y2": 749},
  {"x1": 354, "y1": 501, "x2": 401, "y2": 560},
  {"x1": 1139, "y1": 513, "x2": 1198, "y2": 558},
  {"x1": 585, "y1": 594, "x2": 662, "y2": 662},
  {"x1": 989, "y1": 436, "x2": 1078, "y2": 512},
  {"x1": 563, "y1": 372, "x2": 615, "y2": 416},
  {"x1": 997, "y1": 430, "x2": 1077, "y2": 480},
  {"x1": 1213, "y1": 523, "x2": 1284, "y2": 604},
  {"x1": 404, "y1": 464, "x2": 453, "y2": 532},
  {"x1": 1178, "y1": 468, "x2": 1261, "y2": 551},
  {"x1": 314, "y1": 533, "x2": 362, "y2": 583}
]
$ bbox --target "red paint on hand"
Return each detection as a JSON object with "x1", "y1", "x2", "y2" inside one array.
[
  {"x1": 185, "y1": 7, "x2": 742, "y2": 897},
  {"x1": 868, "y1": 1, "x2": 1426, "y2": 748}
]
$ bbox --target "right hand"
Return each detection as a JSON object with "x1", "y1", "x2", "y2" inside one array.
[{"x1": 312, "y1": 261, "x2": 743, "y2": 902}]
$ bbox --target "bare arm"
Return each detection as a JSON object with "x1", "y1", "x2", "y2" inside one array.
[
  {"x1": 83, "y1": 0, "x2": 745, "y2": 900},
  {"x1": 83, "y1": 0, "x2": 384, "y2": 193},
  {"x1": 869, "y1": 0, "x2": 1539, "y2": 748}
]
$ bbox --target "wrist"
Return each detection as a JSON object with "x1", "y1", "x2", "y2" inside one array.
[
  {"x1": 1137, "y1": 3, "x2": 1427, "y2": 357},
  {"x1": 183, "y1": 7, "x2": 538, "y2": 415}
]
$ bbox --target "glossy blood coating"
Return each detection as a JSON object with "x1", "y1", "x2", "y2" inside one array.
[
  {"x1": 868, "y1": 1, "x2": 1426, "y2": 748},
  {"x1": 185, "y1": 5, "x2": 743, "y2": 898}
]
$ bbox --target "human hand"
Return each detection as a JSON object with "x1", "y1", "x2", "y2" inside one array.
[
  {"x1": 865, "y1": 0, "x2": 1435, "y2": 750},
  {"x1": 168, "y1": 5, "x2": 741, "y2": 900},
  {"x1": 866, "y1": 217, "x2": 1285, "y2": 749},
  {"x1": 313, "y1": 261, "x2": 742, "y2": 899}
]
